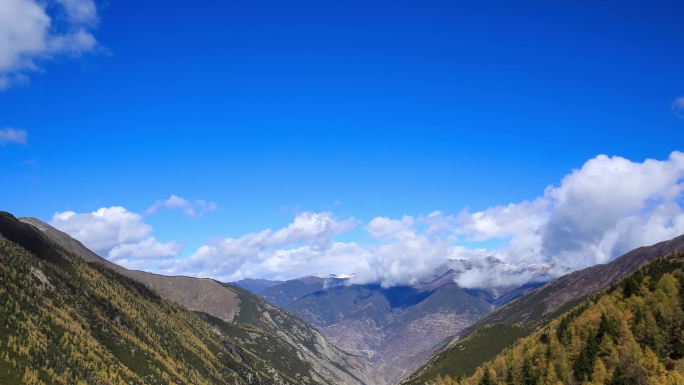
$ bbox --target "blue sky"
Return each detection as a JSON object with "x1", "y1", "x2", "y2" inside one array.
[{"x1": 1, "y1": 0, "x2": 684, "y2": 284}]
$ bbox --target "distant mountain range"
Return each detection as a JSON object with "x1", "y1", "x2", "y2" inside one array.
[{"x1": 234, "y1": 258, "x2": 550, "y2": 384}]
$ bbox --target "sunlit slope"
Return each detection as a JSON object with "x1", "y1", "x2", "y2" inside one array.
[
  {"x1": 404, "y1": 234, "x2": 684, "y2": 385},
  {"x1": 431, "y1": 252, "x2": 684, "y2": 385},
  {"x1": 0, "y1": 212, "x2": 379, "y2": 384},
  {"x1": 0, "y1": 212, "x2": 311, "y2": 384},
  {"x1": 19, "y1": 215, "x2": 383, "y2": 385}
]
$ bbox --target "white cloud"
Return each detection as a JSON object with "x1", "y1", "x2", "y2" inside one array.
[
  {"x1": 541, "y1": 152, "x2": 684, "y2": 268},
  {"x1": 147, "y1": 194, "x2": 218, "y2": 218},
  {"x1": 47, "y1": 152, "x2": 684, "y2": 289},
  {"x1": 455, "y1": 199, "x2": 549, "y2": 263},
  {"x1": 353, "y1": 218, "x2": 452, "y2": 287},
  {"x1": 109, "y1": 237, "x2": 180, "y2": 260},
  {"x1": 170, "y1": 211, "x2": 460, "y2": 287},
  {"x1": 451, "y1": 257, "x2": 550, "y2": 289},
  {"x1": 240, "y1": 151, "x2": 682, "y2": 288},
  {"x1": 673, "y1": 97, "x2": 684, "y2": 119},
  {"x1": 366, "y1": 215, "x2": 415, "y2": 239},
  {"x1": 359, "y1": 151, "x2": 684, "y2": 288},
  {"x1": 455, "y1": 151, "x2": 684, "y2": 280},
  {"x1": 269, "y1": 211, "x2": 358, "y2": 246},
  {"x1": 423, "y1": 210, "x2": 459, "y2": 234},
  {"x1": 51, "y1": 206, "x2": 181, "y2": 268},
  {"x1": 0, "y1": 0, "x2": 99, "y2": 89},
  {"x1": 166, "y1": 212, "x2": 362, "y2": 282},
  {"x1": 0, "y1": 128, "x2": 27, "y2": 145}
]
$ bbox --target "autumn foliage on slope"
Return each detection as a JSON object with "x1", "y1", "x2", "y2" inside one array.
[
  {"x1": 0, "y1": 232, "x2": 304, "y2": 385},
  {"x1": 432, "y1": 254, "x2": 684, "y2": 385}
]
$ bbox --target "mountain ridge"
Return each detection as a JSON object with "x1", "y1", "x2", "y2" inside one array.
[
  {"x1": 8, "y1": 213, "x2": 382, "y2": 385},
  {"x1": 432, "y1": 251, "x2": 684, "y2": 385},
  {"x1": 403, "y1": 233, "x2": 684, "y2": 384},
  {"x1": 239, "y1": 261, "x2": 546, "y2": 384},
  {"x1": 0, "y1": 212, "x2": 303, "y2": 384}
]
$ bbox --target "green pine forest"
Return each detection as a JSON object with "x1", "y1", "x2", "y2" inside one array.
[{"x1": 431, "y1": 253, "x2": 684, "y2": 385}]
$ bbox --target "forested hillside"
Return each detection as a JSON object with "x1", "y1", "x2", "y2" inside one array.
[
  {"x1": 17, "y1": 215, "x2": 382, "y2": 385},
  {"x1": 404, "y1": 235, "x2": 684, "y2": 385},
  {"x1": 431, "y1": 253, "x2": 684, "y2": 385},
  {"x1": 0, "y1": 212, "x2": 342, "y2": 385}
]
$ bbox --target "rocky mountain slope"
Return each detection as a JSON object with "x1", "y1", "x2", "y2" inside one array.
[
  {"x1": 5, "y1": 213, "x2": 380, "y2": 385},
  {"x1": 432, "y1": 251, "x2": 684, "y2": 385},
  {"x1": 403, "y1": 234, "x2": 684, "y2": 385},
  {"x1": 239, "y1": 263, "x2": 546, "y2": 384}
]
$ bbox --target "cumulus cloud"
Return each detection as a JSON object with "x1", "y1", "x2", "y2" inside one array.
[
  {"x1": 456, "y1": 198, "x2": 549, "y2": 263},
  {"x1": 166, "y1": 212, "x2": 361, "y2": 282},
  {"x1": 169, "y1": 210, "x2": 508, "y2": 287},
  {"x1": 352, "y1": 217, "x2": 453, "y2": 287},
  {"x1": 366, "y1": 215, "x2": 415, "y2": 239},
  {"x1": 455, "y1": 152, "x2": 684, "y2": 284},
  {"x1": 0, "y1": 0, "x2": 99, "y2": 89},
  {"x1": 0, "y1": 128, "x2": 27, "y2": 145},
  {"x1": 51, "y1": 206, "x2": 181, "y2": 268},
  {"x1": 147, "y1": 194, "x2": 218, "y2": 218},
  {"x1": 108, "y1": 237, "x2": 179, "y2": 260},
  {"x1": 150, "y1": 152, "x2": 684, "y2": 288},
  {"x1": 46, "y1": 152, "x2": 684, "y2": 289}
]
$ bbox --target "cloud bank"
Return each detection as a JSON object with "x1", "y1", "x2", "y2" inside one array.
[
  {"x1": 0, "y1": 0, "x2": 99, "y2": 89},
  {"x1": 51, "y1": 152, "x2": 684, "y2": 288},
  {"x1": 458, "y1": 152, "x2": 684, "y2": 267}
]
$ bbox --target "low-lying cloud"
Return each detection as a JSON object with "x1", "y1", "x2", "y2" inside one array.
[{"x1": 51, "y1": 152, "x2": 684, "y2": 289}]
